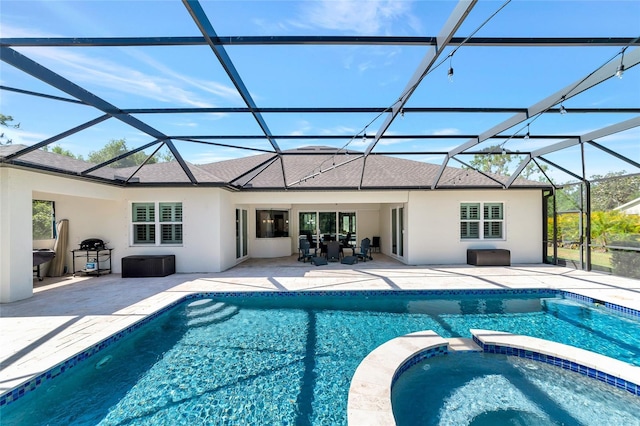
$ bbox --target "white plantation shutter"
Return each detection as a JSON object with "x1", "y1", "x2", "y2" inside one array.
[
  {"x1": 484, "y1": 203, "x2": 503, "y2": 220},
  {"x1": 133, "y1": 203, "x2": 154, "y2": 222},
  {"x1": 132, "y1": 203, "x2": 155, "y2": 244},
  {"x1": 461, "y1": 202, "x2": 504, "y2": 239},
  {"x1": 483, "y1": 203, "x2": 503, "y2": 239},
  {"x1": 131, "y1": 202, "x2": 182, "y2": 245},
  {"x1": 159, "y1": 202, "x2": 182, "y2": 222},
  {"x1": 159, "y1": 202, "x2": 183, "y2": 244},
  {"x1": 460, "y1": 203, "x2": 481, "y2": 239}
]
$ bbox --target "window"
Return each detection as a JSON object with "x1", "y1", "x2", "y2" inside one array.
[
  {"x1": 33, "y1": 200, "x2": 55, "y2": 240},
  {"x1": 483, "y1": 203, "x2": 504, "y2": 239},
  {"x1": 132, "y1": 202, "x2": 182, "y2": 245},
  {"x1": 460, "y1": 202, "x2": 503, "y2": 240},
  {"x1": 256, "y1": 210, "x2": 289, "y2": 238}
]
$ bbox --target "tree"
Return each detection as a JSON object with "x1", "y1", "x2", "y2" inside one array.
[
  {"x1": 590, "y1": 171, "x2": 640, "y2": 211},
  {"x1": 467, "y1": 145, "x2": 548, "y2": 181},
  {"x1": 0, "y1": 113, "x2": 20, "y2": 145},
  {"x1": 467, "y1": 146, "x2": 512, "y2": 175},
  {"x1": 32, "y1": 200, "x2": 54, "y2": 239},
  {"x1": 41, "y1": 145, "x2": 84, "y2": 160},
  {"x1": 88, "y1": 138, "x2": 157, "y2": 168}
]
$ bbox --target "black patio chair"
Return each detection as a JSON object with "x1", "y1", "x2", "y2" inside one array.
[
  {"x1": 341, "y1": 232, "x2": 355, "y2": 256},
  {"x1": 371, "y1": 236, "x2": 380, "y2": 253},
  {"x1": 299, "y1": 239, "x2": 317, "y2": 263},
  {"x1": 326, "y1": 240, "x2": 342, "y2": 262},
  {"x1": 356, "y1": 237, "x2": 372, "y2": 262}
]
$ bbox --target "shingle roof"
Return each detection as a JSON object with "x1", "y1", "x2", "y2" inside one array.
[{"x1": 1, "y1": 144, "x2": 545, "y2": 189}]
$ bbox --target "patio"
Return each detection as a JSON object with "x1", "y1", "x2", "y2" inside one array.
[{"x1": 1, "y1": 256, "x2": 639, "y2": 398}]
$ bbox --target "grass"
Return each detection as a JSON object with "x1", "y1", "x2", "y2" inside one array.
[{"x1": 551, "y1": 247, "x2": 612, "y2": 270}]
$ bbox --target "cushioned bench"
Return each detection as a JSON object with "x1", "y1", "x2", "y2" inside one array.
[
  {"x1": 467, "y1": 249, "x2": 510, "y2": 266},
  {"x1": 122, "y1": 255, "x2": 175, "y2": 277}
]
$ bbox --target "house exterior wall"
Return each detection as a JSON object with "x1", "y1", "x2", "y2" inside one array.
[
  {"x1": 405, "y1": 189, "x2": 542, "y2": 264},
  {"x1": 233, "y1": 191, "x2": 407, "y2": 257},
  {"x1": 1, "y1": 168, "x2": 33, "y2": 302},
  {"x1": 122, "y1": 187, "x2": 225, "y2": 273},
  {"x1": 1, "y1": 168, "x2": 120, "y2": 302},
  {"x1": 0, "y1": 167, "x2": 543, "y2": 303}
]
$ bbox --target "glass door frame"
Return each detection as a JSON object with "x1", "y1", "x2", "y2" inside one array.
[
  {"x1": 236, "y1": 208, "x2": 248, "y2": 259},
  {"x1": 298, "y1": 210, "x2": 357, "y2": 250},
  {"x1": 391, "y1": 206, "x2": 404, "y2": 258}
]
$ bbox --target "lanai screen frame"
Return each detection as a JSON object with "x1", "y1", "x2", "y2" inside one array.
[{"x1": 1, "y1": 0, "x2": 639, "y2": 272}]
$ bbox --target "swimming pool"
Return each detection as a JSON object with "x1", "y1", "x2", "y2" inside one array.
[{"x1": 1, "y1": 290, "x2": 639, "y2": 425}]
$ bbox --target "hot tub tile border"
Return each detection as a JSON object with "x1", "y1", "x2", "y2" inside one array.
[{"x1": 472, "y1": 336, "x2": 640, "y2": 397}]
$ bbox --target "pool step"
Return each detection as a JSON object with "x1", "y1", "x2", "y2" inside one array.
[
  {"x1": 447, "y1": 337, "x2": 482, "y2": 352},
  {"x1": 186, "y1": 301, "x2": 227, "y2": 318},
  {"x1": 187, "y1": 304, "x2": 239, "y2": 327}
]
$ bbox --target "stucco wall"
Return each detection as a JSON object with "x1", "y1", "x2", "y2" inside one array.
[
  {"x1": 1, "y1": 168, "x2": 33, "y2": 302},
  {"x1": 1, "y1": 166, "x2": 544, "y2": 303},
  {"x1": 406, "y1": 190, "x2": 542, "y2": 264}
]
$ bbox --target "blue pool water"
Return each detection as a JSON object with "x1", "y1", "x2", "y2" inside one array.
[
  {"x1": 392, "y1": 352, "x2": 640, "y2": 425},
  {"x1": 1, "y1": 291, "x2": 639, "y2": 425}
]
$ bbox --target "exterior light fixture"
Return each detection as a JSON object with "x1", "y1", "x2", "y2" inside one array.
[
  {"x1": 559, "y1": 97, "x2": 568, "y2": 115},
  {"x1": 616, "y1": 49, "x2": 625, "y2": 79},
  {"x1": 447, "y1": 55, "x2": 454, "y2": 82},
  {"x1": 524, "y1": 123, "x2": 530, "y2": 140},
  {"x1": 400, "y1": 108, "x2": 405, "y2": 119}
]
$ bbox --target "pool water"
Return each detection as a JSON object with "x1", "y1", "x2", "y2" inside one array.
[
  {"x1": 392, "y1": 352, "x2": 640, "y2": 426},
  {"x1": 2, "y1": 291, "x2": 639, "y2": 425}
]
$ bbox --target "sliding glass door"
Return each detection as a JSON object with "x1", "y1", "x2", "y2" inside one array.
[
  {"x1": 236, "y1": 208, "x2": 248, "y2": 259},
  {"x1": 299, "y1": 211, "x2": 356, "y2": 248},
  {"x1": 391, "y1": 206, "x2": 403, "y2": 257}
]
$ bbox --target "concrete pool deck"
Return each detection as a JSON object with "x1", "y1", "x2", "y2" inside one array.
[{"x1": 2, "y1": 255, "x2": 640, "y2": 402}]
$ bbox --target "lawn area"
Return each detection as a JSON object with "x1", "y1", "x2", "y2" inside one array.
[{"x1": 552, "y1": 247, "x2": 612, "y2": 270}]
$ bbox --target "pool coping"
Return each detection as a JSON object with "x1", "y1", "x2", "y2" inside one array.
[
  {"x1": 1, "y1": 288, "x2": 639, "y2": 408},
  {"x1": 348, "y1": 329, "x2": 640, "y2": 425},
  {"x1": 472, "y1": 329, "x2": 640, "y2": 395}
]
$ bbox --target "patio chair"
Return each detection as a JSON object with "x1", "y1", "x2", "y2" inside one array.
[
  {"x1": 326, "y1": 240, "x2": 342, "y2": 262},
  {"x1": 371, "y1": 236, "x2": 380, "y2": 253},
  {"x1": 356, "y1": 237, "x2": 372, "y2": 262},
  {"x1": 341, "y1": 232, "x2": 355, "y2": 256},
  {"x1": 299, "y1": 239, "x2": 317, "y2": 263}
]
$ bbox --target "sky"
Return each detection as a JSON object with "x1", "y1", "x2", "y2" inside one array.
[{"x1": 1, "y1": 0, "x2": 639, "y2": 185}]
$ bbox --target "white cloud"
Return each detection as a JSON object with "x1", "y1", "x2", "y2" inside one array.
[
  {"x1": 1, "y1": 128, "x2": 50, "y2": 145},
  {"x1": 289, "y1": 120, "x2": 314, "y2": 136},
  {"x1": 432, "y1": 128, "x2": 461, "y2": 136},
  {"x1": 320, "y1": 125, "x2": 358, "y2": 135},
  {"x1": 190, "y1": 149, "x2": 253, "y2": 165},
  {"x1": 299, "y1": 0, "x2": 414, "y2": 35},
  {"x1": 8, "y1": 38, "x2": 240, "y2": 108}
]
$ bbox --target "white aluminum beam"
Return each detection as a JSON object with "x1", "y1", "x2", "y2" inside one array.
[
  {"x1": 433, "y1": 46, "x2": 640, "y2": 188},
  {"x1": 363, "y1": 0, "x2": 477, "y2": 158},
  {"x1": 505, "y1": 115, "x2": 640, "y2": 187}
]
